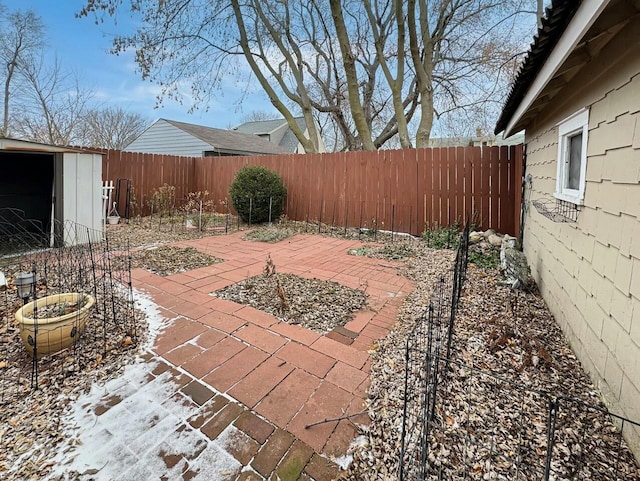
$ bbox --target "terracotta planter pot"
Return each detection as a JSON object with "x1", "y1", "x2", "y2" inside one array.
[{"x1": 15, "y1": 293, "x2": 95, "y2": 358}]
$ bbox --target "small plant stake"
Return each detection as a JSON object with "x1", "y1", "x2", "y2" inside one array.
[{"x1": 304, "y1": 407, "x2": 370, "y2": 429}]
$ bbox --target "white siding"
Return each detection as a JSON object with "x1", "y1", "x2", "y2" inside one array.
[
  {"x1": 62, "y1": 152, "x2": 103, "y2": 244},
  {"x1": 125, "y1": 119, "x2": 211, "y2": 156}
]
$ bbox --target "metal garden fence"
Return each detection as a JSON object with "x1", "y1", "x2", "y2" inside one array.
[
  {"x1": 398, "y1": 219, "x2": 640, "y2": 480},
  {"x1": 400, "y1": 219, "x2": 470, "y2": 480},
  {"x1": 0, "y1": 208, "x2": 138, "y2": 396}
]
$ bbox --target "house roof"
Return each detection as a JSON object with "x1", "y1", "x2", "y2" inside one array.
[
  {"x1": 428, "y1": 132, "x2": 525, "y2": 147},
  {"x1": 234, "y1": 118, "x2": 293, "y2": 135},
  {"x1": 495, "y1": 0, "x2": 634, "y2": 136},
  {"x1": 164, "y1": 119, "x2": 289, "y2": 156},
  {"x1": 234, "y1": 117, "x2": 307, "y2": 153}
]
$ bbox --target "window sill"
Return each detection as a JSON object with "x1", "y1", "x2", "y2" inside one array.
[{"x1": 553, "y1": 192, "x2": 583, "y2": 206}]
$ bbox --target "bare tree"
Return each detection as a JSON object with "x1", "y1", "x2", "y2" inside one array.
[
  {"x1": 239, "y1": 110, "x2": 279, "y2": 123},
  {"x1": 0, "y1": 8, "x2": 45, "y2": 136},
  {"x1": 13, "y1": 56, "x2": 93, "y2": 145},
  {"x1": 80, "y1": 0, "x2": 537, "y2": 150},
  {"x1": 80, "y1": 106, "x2": 149, "y2": 149}
]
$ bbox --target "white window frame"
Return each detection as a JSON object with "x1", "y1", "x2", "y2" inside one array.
[{"x1": 555, "y1": 108, "x2": 589, "y2": 204}]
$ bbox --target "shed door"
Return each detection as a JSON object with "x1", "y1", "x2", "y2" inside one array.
[{"x1": 0, "y1": 151, "x2": 55, "y2": 241}]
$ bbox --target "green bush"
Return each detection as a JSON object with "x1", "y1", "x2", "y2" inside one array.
[{"x1": 229, "y1": 166, "x2": 287, "y2": 223}]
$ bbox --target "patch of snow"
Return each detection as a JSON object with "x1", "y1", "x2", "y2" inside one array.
[
  {"x1": 332, "y1": 454, "x2": 353, "y2": 470},
  {"x1": 51, "y1": 360, "x2": 181, "y2": 479},
  {"x1": 351, "y1": 435, "x2": 368, "y2": 448},
  {"x1": 330, "y1": 434, "x2": 369, "y2": 470},
  {"x1": 132, "y1": 287, "x2": 177, "y2": 347},
  {"x1": 216, "y1": 424, "x2": 243, "y2": 450},
  {"x1": 186, "y1": 443, "x2": 241, "y2": 480}
]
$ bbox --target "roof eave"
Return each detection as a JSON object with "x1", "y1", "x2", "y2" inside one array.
[
  {"x1": 497, "y1": 0, "x2": 611, "y2": 137},
  {"x1": 214, "y1": 147, "x2": 288, "y2": 156},
  {"x1": 0, "y1": 137, "x2": 99, "y2": 154}
]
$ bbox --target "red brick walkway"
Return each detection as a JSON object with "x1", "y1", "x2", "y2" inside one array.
[{"x1": 133, "y1": 232, "x2": 415, "y2": 477}]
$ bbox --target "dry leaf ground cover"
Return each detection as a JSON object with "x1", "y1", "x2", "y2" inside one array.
[
  {"x1": 105, "y1": 218, "x2": 231, "y2": 247},
  {"x1": 214, "y1": 272, "x2": 367, "y2": 334},
  {"x1": 344, "y1": 253, "x2": 640, "y2": 479},
  {"x1": 113, "y1": 245, "x2": 223, "y2": 277}
]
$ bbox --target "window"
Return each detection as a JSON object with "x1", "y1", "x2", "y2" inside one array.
[{"x1": 555, "y1": 108, "x2": 589, "y2": 204}]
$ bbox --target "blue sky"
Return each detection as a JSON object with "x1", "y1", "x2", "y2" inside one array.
[{"x1": 3, "y1": 0, "x2": 275, "y2": 128}]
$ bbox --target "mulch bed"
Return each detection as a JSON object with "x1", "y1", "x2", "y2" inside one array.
[
  {"x1": 113, "y1": 246, "x2": 223, "y2": 277},
  {"x1": 343, "y1": 257, "x2": 640, "y2": 479}
]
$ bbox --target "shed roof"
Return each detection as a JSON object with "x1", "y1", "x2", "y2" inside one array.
[{"x1": 0, "y1": 137, "x2": 98, "y2": 154}]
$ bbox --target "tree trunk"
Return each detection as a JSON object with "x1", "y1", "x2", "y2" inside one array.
[
  {"x1": 3, "y1": 74, "x2": 10, "y2": 136},
  {"x1": 329, "y1": 0, "x2": 376, "y2": 151},
  {"x1": 391, "y1": 0, "x2": 411, "y2": 149},
  {"x1": 408, "y1": 0, "x2": 434, "y2": 148},
  {"x1": 364, "y1": 0, "x2": 412, "y2": 149},
  {"x1": 537, "y1": 0, "x2": 543, "y2": 29},
  {"x1": 3, "y1": 58, "x2": 18, "y2": 137},
  {"x1": 231, "y1": 0, "x2": 317, "y2": 154}
]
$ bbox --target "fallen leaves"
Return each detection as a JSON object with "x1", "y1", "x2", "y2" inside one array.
[
  {"x1": 113, "y1": 246, "x2": 223, "y2": 277},
  {"x1": 344, "y1": 250, "x2": 640, "y2": 479},
  {"x1": 214, "y1": 272, "x2": 367, "y2": 334}
]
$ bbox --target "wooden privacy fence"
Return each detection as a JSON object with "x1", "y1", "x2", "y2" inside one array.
[
  {"x1": 98, "y1": 148, "x2": 197, "y2": 209},
  {"x1": 101, "y1": 145, "x2": 523, "y2": 237}
]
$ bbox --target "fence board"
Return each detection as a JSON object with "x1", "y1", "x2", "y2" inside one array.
[
  {"x1": 447, "y1": 147, "x2": 456, "y2": 225},
  {"x1": 499, "y1": 146, "x2": 511, "y2": 235},
  {"x1": 490, "y1": 147, "x2": 500, "y2": 229},
  {"x1": 513, "y1": 144, "x2": 524, "y2": 238}
]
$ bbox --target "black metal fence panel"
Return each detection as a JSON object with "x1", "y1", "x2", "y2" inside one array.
[
  {"x1": 398, "y1": 218, "x2": 640, "y2": 480},
  {"x1": 400, "y1": 219, "x2": 470, "y2": 481}
]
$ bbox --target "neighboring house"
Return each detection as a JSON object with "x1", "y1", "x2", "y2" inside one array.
[
  {"x1": 495, "y1": 0, "x2": 640, "y2": 456},
  {"x1": 233, "y1": 116, "x2": 326, "y2": 154},
  {"x1": 125, "y1": 119, "x2": 289, "y2": 157},
  {"x1": 0, "y1": 138, "x2": 103, "y2": 244}
]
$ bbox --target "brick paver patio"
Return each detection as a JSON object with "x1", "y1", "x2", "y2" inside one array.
[{"x1": 76, "y1": 231, "x2": 415, "y2": 480}]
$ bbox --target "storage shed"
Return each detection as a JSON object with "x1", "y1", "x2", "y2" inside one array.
[{"x1": 0, "y1": 138, "x2": 104, "y2": 246}]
